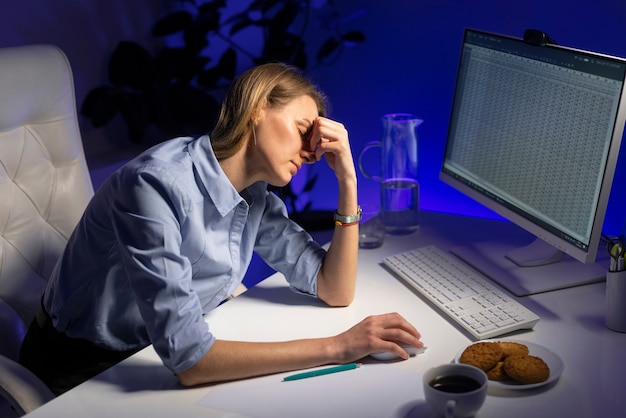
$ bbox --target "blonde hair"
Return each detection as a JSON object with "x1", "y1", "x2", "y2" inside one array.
[{"x1": 211, "y1": 63, "x2": 327, "y2": 160}]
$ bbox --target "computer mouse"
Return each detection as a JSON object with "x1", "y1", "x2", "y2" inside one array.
[{"x1": 370, "y1": 344, "x2": 427, "y2": 361}]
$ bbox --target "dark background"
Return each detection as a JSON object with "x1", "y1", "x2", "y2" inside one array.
[{"x1": 3, "y1": 0, "x2": 626, "y2": 243}]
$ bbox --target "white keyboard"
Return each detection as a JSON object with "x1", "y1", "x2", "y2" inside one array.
[{"x1": 382, "y1": 245, "x2": 540, "y2": 340}]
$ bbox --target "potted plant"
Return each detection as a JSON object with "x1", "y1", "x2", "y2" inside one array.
[{"x1": 81, "y1": 0, "x2": 365, "y2": 228}]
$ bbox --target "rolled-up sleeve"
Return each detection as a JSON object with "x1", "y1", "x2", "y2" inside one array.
[
  {"x1": 252, "y1": 191, "x2": 326, "y2": 297},
  {"x1": 111, "y1": 167, "x2": 214, "y2": 373},
  {"x1": 44, "y1": 136, "x2": 304, "y2": 375}
]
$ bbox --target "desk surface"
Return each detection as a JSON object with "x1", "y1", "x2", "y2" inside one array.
[{"x1": 25, "y1": 212, "x2": 626, "y2": 418}]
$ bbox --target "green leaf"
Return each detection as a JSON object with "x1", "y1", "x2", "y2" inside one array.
[
  {"x1": 195, "y1": 3, "x2": 223, "y2": 33},
  {"x1": 119, "y1": 93, "x2": 151, "y2": 143},
  {"x1": 270, "y1": 2, "x2": 300, "y2": 33},
  {"x1": 183, "y1": 21, "x2": 211, "y2": 52},
  {"x1": 218, "y1": 48, "x2": 237, "y2": 80},
  {"x1": 80, "y1": 86, "x2": 119, "y2": 127},
  {"x1": 303, "y1": 173, "x2": 318, "y2": 192},
  {"x1": 197, "y1": 48, "x2": 237, "y2": 88},
  {"x1": 152, "y1": 11, "x2": 193, "y2": 37},
  {"x1": 156, "y1": 47, "x2": 210, "y2": 84},
  {"x1": 261, "y1": 34, "x2": 307, "y2": 68},
  {"x1": 198, "y1": 0, "x2": 227, "y2": 13},
  {"x1": 317, "y1": 38, "x2": 340, "y2": 62},
  {"x1": 108, "y1": 41, "x2": 155, "y2": 90},
  {"x1": 196, "y1": 66, "x2": 222, "y2": 89},
  {"x1": 342, "y1": 30, "x2": 366, "y2": 46},
  {"x1": 165, "y1": 83, "x2": 220, "y2": 135},
  {"x1": 250, "y1": 0, "x2": 284, "y2": 14},
  {"x1": 229, "y1": 14, "x2": 254, "y2": 36}
]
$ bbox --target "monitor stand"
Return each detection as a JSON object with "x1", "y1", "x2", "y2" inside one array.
[{"x1": 450, "y1": 239, "x2": 608, "y2": 296}]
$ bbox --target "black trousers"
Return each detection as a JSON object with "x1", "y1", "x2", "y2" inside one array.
[{"x1": 19, "y1": 302, "x2": 141, "y2": 396}]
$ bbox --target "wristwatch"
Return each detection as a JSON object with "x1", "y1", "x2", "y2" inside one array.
[{"x1": 334, "y1": 205, "x2": 362, "y2": 227}]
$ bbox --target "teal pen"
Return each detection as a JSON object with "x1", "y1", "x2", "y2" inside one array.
[{"x1": 282, "y1": 363, "x2": 361, "y2": 381}]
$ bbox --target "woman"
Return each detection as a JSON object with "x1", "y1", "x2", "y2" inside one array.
[{"x1": 20, "y1": 63, "x2": 423, "y2": 394}]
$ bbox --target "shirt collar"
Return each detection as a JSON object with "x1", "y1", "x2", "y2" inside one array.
[{"x1": 188, "y1": 135, "x2": 247, "y2": 216}]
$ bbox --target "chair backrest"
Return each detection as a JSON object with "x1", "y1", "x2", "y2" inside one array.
[{"x1": 0, "y1": 45, "x2": 94, "y2": 360}]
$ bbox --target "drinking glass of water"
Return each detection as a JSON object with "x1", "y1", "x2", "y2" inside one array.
[{"x1": 359, "y1": 204, "x2": 385, "y2": 249}]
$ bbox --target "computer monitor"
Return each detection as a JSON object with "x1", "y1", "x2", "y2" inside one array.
[{"x1": 440, "y1": 29, "x2": 626, "y2": 296}]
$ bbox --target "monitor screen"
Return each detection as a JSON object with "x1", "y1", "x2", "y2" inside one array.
[{"x1": 440, "y1": 29, "x2": 626, "y2": 295}]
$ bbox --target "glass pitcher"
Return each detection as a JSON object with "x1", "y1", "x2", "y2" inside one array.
[{"x1": 358, "y1": 114, "x2": 423, "y2": 234}]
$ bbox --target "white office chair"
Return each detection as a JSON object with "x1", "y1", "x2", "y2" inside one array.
[{"x1": 0, "y1": 44, "x2": 94, "y2": 416}]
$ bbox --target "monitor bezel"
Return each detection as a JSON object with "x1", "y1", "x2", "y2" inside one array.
[{"x1": 440, "y1": 28, "x2": 626, "y2": 265}]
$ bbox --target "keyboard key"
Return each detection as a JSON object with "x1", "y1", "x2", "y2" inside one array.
[{"x1": 382, "y1": 245, "x2": 540, "y2": 340}]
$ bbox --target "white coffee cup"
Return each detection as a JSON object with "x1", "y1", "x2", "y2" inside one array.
[{"x1": 423, "y1": 363, "x2": 488, "y2": 418}]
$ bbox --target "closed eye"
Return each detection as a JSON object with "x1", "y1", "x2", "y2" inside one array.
[
  {"x1": 299, "y1": 127, "x2": 314, "y2": 150},
  {"x1": 297, "y1": 119, "x2": 315, "y2": 150},
  {"x1": 300, "y1": 127, "x2": 312, "y2": 140}
]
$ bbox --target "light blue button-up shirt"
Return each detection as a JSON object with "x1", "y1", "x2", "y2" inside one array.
[{"x1": 43, "y1": 135, "x2": 326, "y2": 373}]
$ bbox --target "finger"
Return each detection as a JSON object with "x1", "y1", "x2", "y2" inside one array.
[
  {"x1": 360, "y1": 313, "x2": 421, "y2": 343},
  {"x1": 308, "y1": 118, "x2": 324, "y2": 152},
  {"x1": 379, "y1": 328, "x2": 423, "y2": 349},
  {"x1": 314, "y1": 140, "x2": 331, "y2": 161},
  {"x1": 373, "y1": 341, "x2": 411, "y2": 360},
  {"x1": 378, "y1": 312, "x2": 421, "y2": 336},
  {"x1": 314, "y1": 134, "x2": 350, "y2": 161},
  {"x1": 308, "y1": 132, "x2": 320, "y2": 154},
  {"x1": 315, "y1": 117, "x2": 348, "y2": 143}
]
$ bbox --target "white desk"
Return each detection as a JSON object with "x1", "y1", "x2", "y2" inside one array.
[{"x1": 24, "y1": 212, "x2": 626, "y2": 417}]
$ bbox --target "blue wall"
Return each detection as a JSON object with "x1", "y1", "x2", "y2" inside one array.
[
  {"x1": 301, "y1": 0, "x2": 626, "y2": 237},
  {"x1": 1, "y1": 0, "x2": 625, "y2": 237},
  {"x1": 1, "y1": 0, "x2": 625, "y2": 289}
]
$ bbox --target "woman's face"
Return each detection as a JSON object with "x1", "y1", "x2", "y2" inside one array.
[{"x1": 253, "y1": 95, "x2": 319, "y2": 186}]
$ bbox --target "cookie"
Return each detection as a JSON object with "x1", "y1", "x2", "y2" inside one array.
[
  {"x1": 503, "y1": 355, "x2": 550, "y2": 384},
  {"x1": 459, "y1": 342, "x2": 503, "y2": 372},
  {"x1": 486, "y1": 361, "x2": 509, "y2": 381},
  {"x1": 497, "y1": 341, "x2": 529, "y2": 358}
]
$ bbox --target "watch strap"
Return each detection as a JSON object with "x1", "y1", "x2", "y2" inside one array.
[{"x1": 334, "y1": 205, "x2": 362, "y2": 226}]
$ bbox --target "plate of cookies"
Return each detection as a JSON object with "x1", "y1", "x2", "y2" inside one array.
[{"x1": 454, "y1": 340, "x2": 564, "y2": 390}]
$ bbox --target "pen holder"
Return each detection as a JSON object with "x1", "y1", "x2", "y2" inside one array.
[{"x1": 605, "y1": 270, "x2": 626, "y2": 333}]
